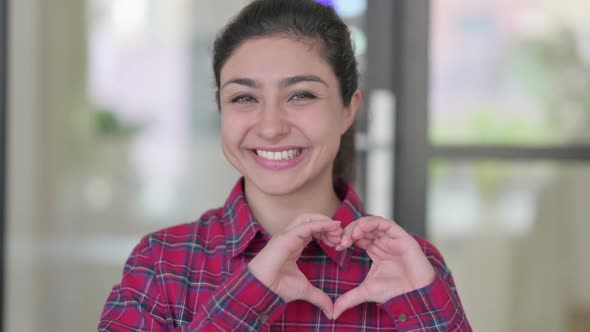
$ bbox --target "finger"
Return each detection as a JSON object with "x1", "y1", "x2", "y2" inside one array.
[
  {"x1": 287, "y1": 213, "x2": 334, "y2": 231},
  {"x1": 350, "y1": 218, "x2": 406, "y2": 251},
  {"x1": 355, "y1": 231, "x2": 411, "y2": 261},
  {"x1": 321, "y1": 231, "x2": 343, "y2": 247},
  {"x1": 292, "y1": 219, "x2": 341, "y2": 246},
  {"x1": 366, "y1": 243, "x2": 388, "y2": 261},
  {"x1": 336, "y1": 222, "x2": 357, "y2": 251},
  {"x1": 320, "y1": 235, "x2": 339, "y2": 247},
  {"x1": 373, "y1": 235, "x2": 409, "y2": 256},
  {"x1": 310, "y1": 217, "x2": 343, "y2": 247},
  {"x1": 333, "y1": 286, "x2": 367, "y2": 320},
  {"x1": 357, "y1": 219, "x2": 411, "y2": 248},
  {"x1": 353, "y1": 237, "x2": 373, "y2": 250},
  {"x1": 375, "y1": 230, "x2": 387, "y2": 238},
  {"x1": 351, "y1": 223, "x2": 365, "y2": 240},
  {"x1": 384, "y1": 222, "x2": 410, "y2": 240},
  {"x1": 352, "y1": 217, "x2": 385, "y2": 240},
  {"x1": 324, "y1": 227, "x2": 343, "y2": 239},
  {"x1": 356, "y1": 218, "x2": 382, "y2": 235},
  {"x1": 356, "y1": 216, "x2": 384, "y2": 228},
  {"x1": 271, "y1": 219, "x2": 340, "y2": 257},
  {"x1": 289, "y1": 214, "x2": 342, "y2": 246},
  {"x1": 326, "y1": 228, "x2": 343, "y2": 240},
  {"x1": 301, "y1": 285, "x2": 334, "y2": 320},
  {"x1": 327, "y1": 233, "x2": 343, "y2": 242},
  {"x1": 353, "y1": 227, "x2": 376, "y2": 241},
  {"x1": 366, "y1": 218, "x2": 408, "y2": 240},
  {"x1": 313, "y1": 221, "x2": 342, "y2": 240}
]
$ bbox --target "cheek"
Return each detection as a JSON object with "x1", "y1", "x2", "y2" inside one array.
[
  {"x1": 221, "y1": 113, "x2": 248, "y2": 146},
  {"x1": 298, "y1": 109, "x2": 345, "y2": 146}
]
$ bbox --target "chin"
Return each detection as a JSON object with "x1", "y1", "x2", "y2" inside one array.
[
  {"x1": 246, "y1": 173, "x2": 304, "y2": 197},
  {"x1": 251, "y1": 178, "x2": 300, "y2": 196}
]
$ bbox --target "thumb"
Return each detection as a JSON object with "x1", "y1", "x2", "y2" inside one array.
[
  {"x1": 333, "y1": 286, "x2": 367, "y2": 320},
  {"x1": 301, "y1": 285, "x2": 334, "y2": 320}
]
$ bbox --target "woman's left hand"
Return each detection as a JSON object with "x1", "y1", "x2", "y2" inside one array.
[{"x1": 332, "y1": 216, "x2": 436, "y2": 320}]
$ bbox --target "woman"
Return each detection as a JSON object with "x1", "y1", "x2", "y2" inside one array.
[{"x1": 99, "y1": 0, "x2": 471, "y2": 330}]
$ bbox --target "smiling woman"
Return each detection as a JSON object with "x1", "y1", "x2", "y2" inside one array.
[
  {"x1": 98, "y1": 0, "x2": 471, "y2": 331},
  {"x1": 219, "y1": 36, "x2": 358, "y2": 201},
  {"x1": 218, "y1": 37, "x2": 359, "y2": 235}
]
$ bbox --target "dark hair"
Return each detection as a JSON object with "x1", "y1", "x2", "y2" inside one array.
[{"x1": 213, "y1": 0, "x2": 359, "y2": 182}]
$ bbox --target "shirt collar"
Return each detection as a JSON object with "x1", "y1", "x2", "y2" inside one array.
[
  {"x1": 223, "y1": 177, "x2": 366, "y2": 267},
  {"x1": 223, "y1": 178, "x2": 263, "y2": 258}
]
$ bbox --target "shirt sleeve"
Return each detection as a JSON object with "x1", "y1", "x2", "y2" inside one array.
[
  {"x1": 98, "y1": 236, "x2": 286, "y2": 332},
  {"x1": 379, "y1": 237, "x2": 472, "y2": 331}
]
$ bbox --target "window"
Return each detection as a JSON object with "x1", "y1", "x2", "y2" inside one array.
[{"x1": 428, "y1": 1, "x2": 590, "y2": 331}]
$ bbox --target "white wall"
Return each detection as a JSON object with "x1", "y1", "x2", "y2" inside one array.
[{"x1": 5, "y1": 0, "x2": 43, "y2": 330}]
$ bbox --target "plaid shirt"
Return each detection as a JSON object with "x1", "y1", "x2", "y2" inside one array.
[{"x1": 99, "y1": 178, "x2": 471, "y2": 331}]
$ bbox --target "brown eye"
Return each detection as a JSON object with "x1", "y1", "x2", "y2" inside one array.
[
  {"x1": 231, "y1": 94, "x2": 257, "y2": 104},
  {"x1": 290, "y1": 91, "x2": 317, "y2": 102}
]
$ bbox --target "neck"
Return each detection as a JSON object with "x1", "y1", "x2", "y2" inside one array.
[{"x1": 244, "y1": 175, "x2": 342, "y2": 236}]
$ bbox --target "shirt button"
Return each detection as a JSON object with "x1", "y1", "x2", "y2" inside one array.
[
  {"x1": 260, "y1": 315, "x2": 269, "y2": 324},
  {"x1": 398, "y1": 313, "x2": 408, "y2": 322}
]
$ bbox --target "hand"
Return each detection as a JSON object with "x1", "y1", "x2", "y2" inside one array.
[
  {"x1": 333, "y1": 216, "x2": 435, "y2": 320},
  {"x1": 248, "y1": 214, "x2": 343, "y2": 319}
]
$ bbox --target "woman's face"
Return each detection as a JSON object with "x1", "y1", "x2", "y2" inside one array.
[{"x1": 219, "y1": 37, "x2": 360, "y2": 196}]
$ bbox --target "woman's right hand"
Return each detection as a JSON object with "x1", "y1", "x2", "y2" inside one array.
[{"x1": 247, "y1": 214, "x2": 342, "y2": 319}]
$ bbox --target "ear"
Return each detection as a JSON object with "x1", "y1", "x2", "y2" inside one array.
[{"x1": 340, "y1": 89, "x2": 362, "y2": 134}]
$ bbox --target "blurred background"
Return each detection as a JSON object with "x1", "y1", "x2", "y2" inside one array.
[{"x1": 3, "y1": 0, "x2": 590, "y2": 331}]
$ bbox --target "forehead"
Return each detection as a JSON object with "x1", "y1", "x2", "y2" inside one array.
[{"x1": 220, "y1": 37, "x2": 336, "y2": 83}]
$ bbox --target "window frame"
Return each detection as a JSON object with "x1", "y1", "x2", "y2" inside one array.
[
  {"x1": 0, "y1": 0, "x2": 8, "y2": 329},
  {"x1": 366, "y1": 0, "x2": 430, "y2": 236}
]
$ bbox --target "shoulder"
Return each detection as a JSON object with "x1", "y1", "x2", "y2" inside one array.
[
  {"x1": 411, "y1": 234, "x2": 442, "y2": 256},
  {"x1": 410, "y1": 234, "x2": 449, "y2": 270},
  {"x1": 134, "y1": 206, "x2": 228, "y2": 258}
]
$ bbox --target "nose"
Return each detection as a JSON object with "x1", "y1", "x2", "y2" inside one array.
[{"x1": 254, "y1": 103, "x2": 290, "y2": 140}]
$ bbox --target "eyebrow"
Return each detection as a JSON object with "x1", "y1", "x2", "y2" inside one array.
[
  {"x1": 280, "y1": 75, "x2": 328, "y2": 88},
  {"x1": 221, "y1": 75, "x2": 328, "y2": 90},
  {"x1": 221, "y1": 78, "x2": 260, "y2": 90}
]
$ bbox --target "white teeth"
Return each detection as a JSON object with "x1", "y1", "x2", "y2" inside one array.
[{"x1": 256, "y1": 149, "x2": 301, "y2": 161}]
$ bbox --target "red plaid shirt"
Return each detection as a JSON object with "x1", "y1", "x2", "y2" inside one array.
[{"x1": 99, "y1": 178, "x2": 471, "y2": 331}]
